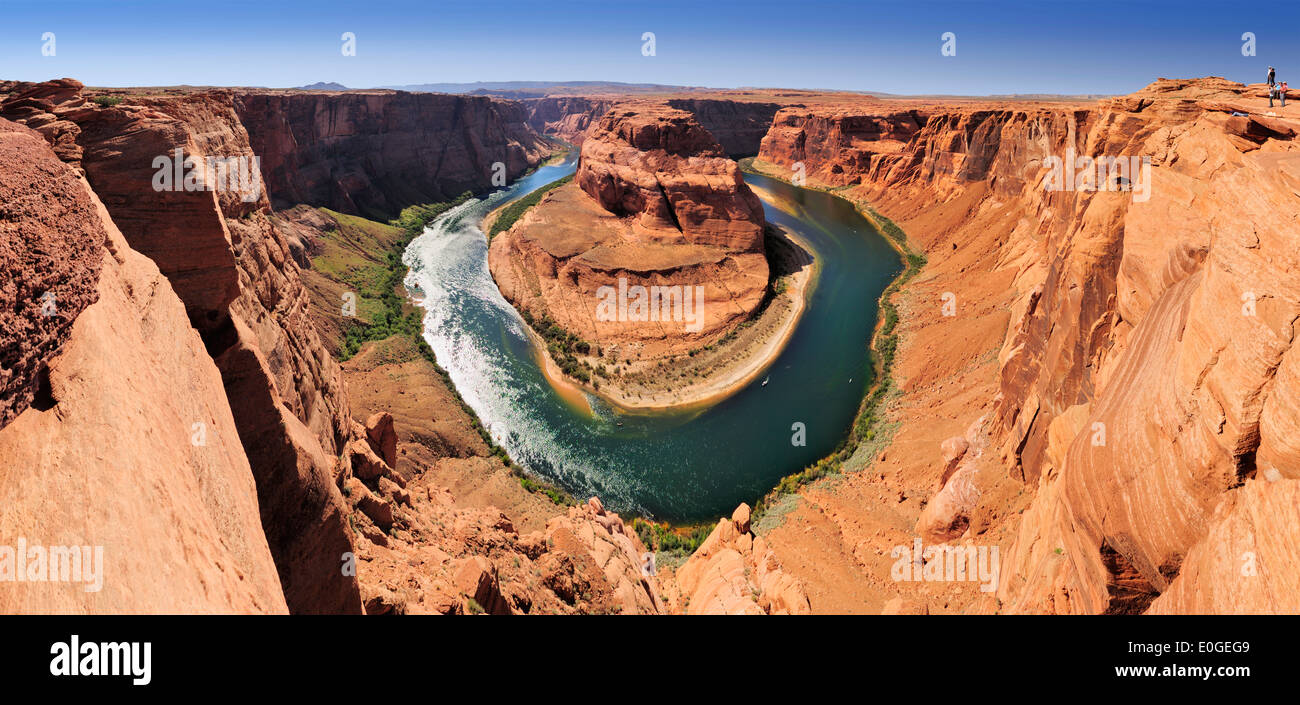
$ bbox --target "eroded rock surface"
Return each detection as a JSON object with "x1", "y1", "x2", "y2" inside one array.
[
  {"x1": 0, "y1": 120, "x2": 286, "y2": 613},
  {"x1": 236, "y1": 91, "x2": 552, "y2": 219},
  {"x1": 491, "y1": 103, "x2": 770, "y2": 359},
  {"x1": 664, "y1": 504, "x2": 811, "y2": 615}
]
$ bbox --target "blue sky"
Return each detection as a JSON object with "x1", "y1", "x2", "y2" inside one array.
[{"x1": 1, "y1": 0, "x2": 1294, "y2": 95}]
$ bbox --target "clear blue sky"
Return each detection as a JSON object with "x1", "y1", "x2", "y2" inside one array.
[{"x1": 1, "y1": 0, "x2": 1294, "y2": 95}]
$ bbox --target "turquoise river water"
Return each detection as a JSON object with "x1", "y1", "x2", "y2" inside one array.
[{"x1": 403, "y1": 153, "x2": 901, "y2": 523}]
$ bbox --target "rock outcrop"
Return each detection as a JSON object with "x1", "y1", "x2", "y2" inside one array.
[
  {"x1": 0, "y1": 119, "x2": 101, "y2": 429},
  {"x1": 526, "y1": 95, "x2": 785, "y2": 157},
  {"x1": 664, "y1": 504, "x2": 811, "y2": 615},
  {"x1": 490, "y1": 103, "x2": 770, "y2": 359},
  {"x1": 577, "y1": 103, "x2": 766, "y2": 251},
  {"x1": 349, "y1": 476, "x2": 664, "y2": 614},
  {"x1": 665, "y1": 98, "x2": 784, "y2": 157},
  {"x1": 1, "y1": 80, "x2": 371, "y2": 613},
  {"x1": 524, "y1": 96, "x2": 615, "y2": 145}
]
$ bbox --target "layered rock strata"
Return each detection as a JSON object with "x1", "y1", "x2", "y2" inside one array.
[
  {"x1": 490, "y1": 103, "x2": 770, "y2": 359},
  {"x1": 235, "y1": 90, "x2": 552, "y2": 219}
]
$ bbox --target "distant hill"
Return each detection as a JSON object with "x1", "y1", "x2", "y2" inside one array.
[{"x1": 295, "y1": 82, "x2": 348, "y2": 91}]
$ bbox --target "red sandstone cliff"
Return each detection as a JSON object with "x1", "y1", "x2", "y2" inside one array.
[
  {"x1": 236, "y1": 90, "x2": 552, "y2": 219},
  {"x1": 755, "y1": 77, "x2": 1300, "y2": 614},
  {"x1": 524, "y1": 96, "x2": 615, "y2": 145},
  {"x1": 665, "y1": 98, "x2": 784, "y2": 157},
  {"x1": 2, "y1": 79, "x2": 366, "y2": 612},
  {"x1": 0, "y1": 118, "x2": 287, "y2": 613},
  {"x1": 526, "y1": 96, "x2": 785, "y2": 157}
]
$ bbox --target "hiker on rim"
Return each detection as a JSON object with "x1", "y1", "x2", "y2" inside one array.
[
  {"x1": 1268, "y1": 66, "x2": 1276, "y2": 87},
  {"x1": 1269, "y1": 81, "x2": 1278, "y2": 108},
  {"x1": 1283, "y1": 81, "x2": 1290, "y2": 108}
]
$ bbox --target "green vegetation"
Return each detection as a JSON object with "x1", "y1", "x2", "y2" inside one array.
[
  {"x1": 631, "y1": 518, "x2": 714, "y2": 559},
  {"x1": 309, "y1": 196, "x2": 576, "y2": 509},
  {"x1": 517, "y1": 474, "x2": 573, "y2": 506},
  {"x1": 391, "y1": 192, "x2": 474, "y2": 239},
  {"x1": 91, "y1": 95, "x2": 123, "y2": 107},
  {"x1": 488, "y1": 174, "x2": 573, "y2": 240},
  {"x1": 519, "y1": 308, "x2": 596, "y2": 384},
  {"x1": 334, "y1": 193, "x2": 473, "y2": 359}
]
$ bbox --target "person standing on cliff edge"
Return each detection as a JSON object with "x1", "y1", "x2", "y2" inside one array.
[
  {"x1": 1282, "y1": 81, "x2": 1289, "y2": 108},
  {"x1": 1268, "y1": 66, "x2": 1276, "y2": 87}
]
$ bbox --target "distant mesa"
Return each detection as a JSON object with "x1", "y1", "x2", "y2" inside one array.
[{"x1": 295, "y1": 81, "x2": 348, "y2": 91}]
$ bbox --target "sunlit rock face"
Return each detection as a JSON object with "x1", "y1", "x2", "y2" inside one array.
[
  {"x1": 758, "y1": 77, "x2": 1300, "y2": 614},
  {"x1": 491, "y1": 103, "x2": 771, "y2": 358}
]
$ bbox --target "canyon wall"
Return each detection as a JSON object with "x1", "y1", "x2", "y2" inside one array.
[
  {"x1": 0, "y1": 118, "x2": 287, "y2": 613},
  {"x1": 756, "y1": 78, "x2": 1300, "y2": 614},
  {"x1": 525, "y1": 95, "x2": 784, "y2": 157},
  {"x1": 2, "y1": 80, "x2": 366, "y2": 613},
  {"x1": 665, "y1": 98, "x2": 784, "y2": 157},
  {"x1": 524, "y1": 96, "x2": 615, "y2": 145},
  {"x1": 236, "y1": 90, "x2": 552, "y2": 219}
]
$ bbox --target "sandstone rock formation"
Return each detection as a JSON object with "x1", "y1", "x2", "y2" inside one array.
[
  {"x1": 0, "y1": 119, "x2": 101, "y2": 429},
  {"x1": 665, "y1": 504, "x2": 811, "y2": 615},
  {"x1": 577, "y1": 103, "x2": 766, "y2": 251},
  {"x1": 0, "y1": 80, "x2": 375, "y2": 613},
  {"x1": 348, "y1": 471, "x2": 665, "y2": 614},
  {"x1": 526, "y1": 94, "x2": 784, "y2": 156},
  {"x1": 665, "y1": 98, "x2": 784, "y2": 157},
  {"x1": 524, "y1": 96, "x2": 615, "y2": 145},
  {"x1": 490, "y1": 103, "x2": 770, "y2": 359}
]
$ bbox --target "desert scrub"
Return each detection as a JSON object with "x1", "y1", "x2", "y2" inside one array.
[
  {"x1": 518, "y1": 308, "x2": 596, "y2": 383},
  {"x1": 632, "y1": 518, "x2": 713, "y2": 559}
]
